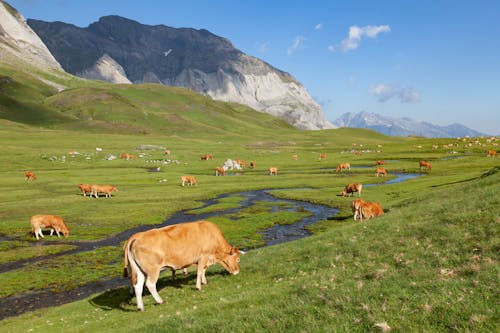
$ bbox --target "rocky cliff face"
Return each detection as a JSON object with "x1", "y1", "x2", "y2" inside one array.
[
  {"x1": 28, "y1": 16, "x2": 334, "y2": 130},
  {"x1": 0, "y1": 1, "x2": 61, "y2": 70}
]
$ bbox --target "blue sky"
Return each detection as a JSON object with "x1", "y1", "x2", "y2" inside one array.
[{"x1": 8, "y1": 0, "x2": 500, "y2": 134}]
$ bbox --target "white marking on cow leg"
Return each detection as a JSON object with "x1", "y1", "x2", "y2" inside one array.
[
  {"x1": 145, "y1": 277, "x2": 163, "y2": 305},
  {"x1": 134, "y1": 271, "x2": 145, "y2": 311},
  {"x1": 38, "y1": 229, "x2": 44, "y2": 239},
  {"x1": 35, "y1": 228, "x2": 40, "y2": 240},
  {"x1": 145, "y1": 269, "x2": 163, "y2": 304},
  {"x1": 201, "y1": 268, "x2": 207, "y2": 285},
  {"x1": 50, "y1": 229, "x2": 54, "y2": 236}
]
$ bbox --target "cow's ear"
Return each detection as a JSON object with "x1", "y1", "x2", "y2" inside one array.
[{"x1": 230, "y1": 247, "x2": 241, "y2": 255}]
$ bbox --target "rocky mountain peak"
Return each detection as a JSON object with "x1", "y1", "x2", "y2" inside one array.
[
  {"x1": 27, "y1": 15, "x2": 334, "y2": 130},
  {"x1": 0, "y1": 0, "x2": 62, "y2": 70}
]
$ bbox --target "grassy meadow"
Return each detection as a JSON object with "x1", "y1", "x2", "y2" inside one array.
[{"x1": 0, "y1": 63, "x2": 499, "y2": 332}]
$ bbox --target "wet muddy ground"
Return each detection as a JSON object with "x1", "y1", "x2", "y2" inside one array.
[{"x1": 0, "y1": 173, "x2": 419, "y2": 320}]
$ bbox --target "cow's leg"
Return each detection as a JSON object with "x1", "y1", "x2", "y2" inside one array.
[
  {"x1": 196, "y1": 257, "x2": 209, "y2": 290},
  {"x1": 50, "y1": 229, "x2": 54, "y2": 236},
  {"x1": 145, "y1": 269, "x2": 163, "y2": 305},
  {"x1": 134, "y1": 270, "x2": 145, "y2": 311},
  {"x1": 38, "y1": 228, "x2": 44, "y2": 239},
  {"x1": 35, "y1": 228, "x2": 40, "y2": 240}
]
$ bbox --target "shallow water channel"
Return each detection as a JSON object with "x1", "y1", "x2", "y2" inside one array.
[{"x1": 0, "y1": 172, "x2": 420, "y2": 319}]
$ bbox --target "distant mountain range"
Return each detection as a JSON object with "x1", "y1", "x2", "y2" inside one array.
[{"x1": 333, "y1": 111, "x2": 487, "y2": 138}]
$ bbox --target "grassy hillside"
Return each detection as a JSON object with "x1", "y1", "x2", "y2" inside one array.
[
  {"x1": 0, "y1": 62, "x2": 295, "y2": 137},
  {"x1": 0, "y1": 63, "x2": 498, "y2": 332}
]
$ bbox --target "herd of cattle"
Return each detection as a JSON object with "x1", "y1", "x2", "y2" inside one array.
[{"x1": 22, "y1": 147, "x2": 497, "y2": 310}]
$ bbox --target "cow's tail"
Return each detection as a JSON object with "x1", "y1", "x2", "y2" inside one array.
[
  {"x1": 123, "y1": 237, "x2": 141, "y2": 287},
  {"x1": 123, "y1": 237, "x2": 135, "y2": 278}
]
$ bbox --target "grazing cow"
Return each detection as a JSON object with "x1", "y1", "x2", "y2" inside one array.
[
  {"x1": 214, "y1": 167, "x2": 225, "y2": 176},
  {"x1": 30, "y1": 214, "x2": 69, "y2": 240},
  {"x1": 376, "y1": 160, "x2": 388, "y2": 165},
  {"x1": 91, "y1": 184, "x2": 118, "y2": 198},
  {"x1": 269, "y1": 167, "x2": 278, "y2": 175},
  {"x1": 200, "y1": 154, "x2": 214, "y2": 160},
  {"x1": 336, "y1": 163, "x2": 351, "y2": 173},
  {"x1": 120, "y1": 153, "x2": 136, "y2": 160},
  {"x1": 249, "y1": 161, "x2": 256, "y2": 169},
  {"x1": 234, "y1": 159, "x2": 247, "y2": 169},
  {"x1": 123, "y1": 220, "x2": 242, "y2": 311},
  {"x1": 375, "y1": 168, "x2": 388, "y2": 177},
  {"x1": 487, "y1": 150, "x2": 497, "y2": 157},
  {"x1": 419, "y1": 160, "x2": 432, "y2": 171},
  {"x1": 319, "y1": 153, "x2": 328, "y2": 160},
  {"x1": 354, "y1": 150, "x2": 362, "y2": 156},
  {"x1": 78, "y1": 184, "x2": 92, "y2": 197},
  {"x1": 25, "y1": 171, "x2": 37, "y2": 181},
  {"x1": 341, "y1": 183, "x2": 362, "y2": 197},
  {"x1": 291, "y1": 154, "x2": 299, "y2": 160},
  {"x1": 359, "y1": 201, "x2": 384, "y2": 221},
  {"x1": 351, "y1": 199, "x2": 365, "y2": 221},
  {"x1": 181, "y1": 175, "x2": 198, "y2": 186}
]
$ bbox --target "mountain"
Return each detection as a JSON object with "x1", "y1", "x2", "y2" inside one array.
[
  {"x1": 0, "y1": 1, "x2": 61, "y2": 70},
  {"x1": 333, "y1": 111, "x2": 487, "y2": 138},
  {"x1": 27, "y1": 15, "x2": 334, "y2": 130}
]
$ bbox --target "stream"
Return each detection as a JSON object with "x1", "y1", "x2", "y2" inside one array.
[{"x1": 0, "y1": 172, "x2": 420, "y2": 320}]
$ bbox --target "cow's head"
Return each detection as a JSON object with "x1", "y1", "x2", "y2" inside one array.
[{"x1": 218, "y1": 247, "x2": 242, "y2": 275}]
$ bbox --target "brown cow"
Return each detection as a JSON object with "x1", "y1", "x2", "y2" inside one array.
[
  {"x1": 181, "y1": 175, "x2": 198, "y2": 186},
  {"x1": 25, "y1": 171, "x2": 37, "y2": 181},
  {"x1": 354, "y1": 150, "x2": 362, "y2": 156},
  {"x1": 30, "y1": 214, "x2": 69, "y2": 240},
  {"x1": 375, "y1": 168, "x2": 388, "y2": 177},
  {"x1": 249, "y1": 161, "x2": 256, "y2": 169},
  {"x1": 91, "y1": 184, "x2": 118, "y2": 198},
  {"x1": 214, "y1": 167, "x2": 225, "y2": 176},
  {"x1": 376, "y1": 160, "x2": 388, "y2": 165},
  {"x1": 487, "y1": 150, "x2": 497, "y2": 157},
  {"x1": 123, "y1": 220, "x2": 242, "y2": 311},
  {"x1": 234, "y1": 159, "x2": 247, "y2": 169},
  {"x1": 419, "y1": 160, "x2": 432, "y2": 171},
  {"x1": 269, "y1": 167, "x2": 278, "y2": 176},
  {"x1": 291, "y1": 154, "x2": 299, "y2": 160},
  {"x1": 336, "y1": 163, "x2": 351, "y2": 172},
  {"x1": 319, "y1": 153, "x2": 328, "y2": 160},
  {"x1": 341, "y1": 183, "x2": 362, "y2": 197},
  {"x1": 120, "y1": 153, "x2": 136, "y2": 160},
  {"x1": 359, "y1": 201, "x2": 384, "y2": 221},
  {"x1": 200, "y1": 154, "x2": 214, "y2": 160},
  {"x1": 78, "y1": 184, "x2": 92, "y2": 197},
  {"x1": 351, "y1": 199, "x2": 365, "y2": 221}
]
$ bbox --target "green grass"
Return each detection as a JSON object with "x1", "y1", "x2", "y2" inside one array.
[{"x1": 0, "y1": 62, "x2": 499, "y2": 331}]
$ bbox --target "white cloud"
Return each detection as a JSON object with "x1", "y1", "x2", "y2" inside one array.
[
  {"x1": 315, "y1": 23, "x2": 322, "y2": 30},
  {"x1": 370, "y1": 83, "x2": 420, "y2": 103},
  {"x1": 287, "y1": 36, "x2": 305, "y2": 55},
  {"x1": 329, "y1": 25, "x2": 391, "y2": 52},
  {"x1": 257, "y1": 42, "x2": 270, "y2": 53}
]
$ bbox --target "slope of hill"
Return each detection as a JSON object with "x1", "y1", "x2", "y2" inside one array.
[{"x1": 333, "y1": 111, "x2": 486, "y2": 138}]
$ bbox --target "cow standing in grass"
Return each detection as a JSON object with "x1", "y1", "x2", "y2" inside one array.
[
  {"x1": 31, "y1": 215, "x2": 69, "y2": 240},
  {"x1": 375, "y1": 168, "x2": 388, "y2": 177},
  {"x1": 269, "y1": 167, "x2": 278, "y2": 175},
  {"x1": 341, "y1": 183, "x2": 362, "y2": 197},
  {"x1": 123, "y1": 220, "x2": 242, "y2": 311},
  {"x1": 336, "y1": 163, "x2": 351, "y2": 173},
  {"x1": 419, "y1": 160, "x2": 432, "y2": 171},
  {"x1": 78, "y1": 184, "x2": 92, "y2": 197},
  {"x1": 25, "y1": 171, "x2": 37, "y2": 181},
  {"x1": 181, "y1": 176, "x2": 198, "y2": 186}
]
